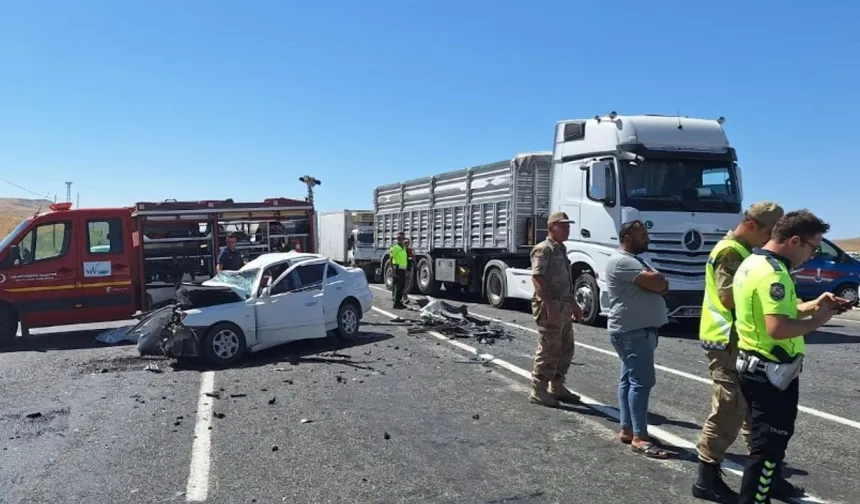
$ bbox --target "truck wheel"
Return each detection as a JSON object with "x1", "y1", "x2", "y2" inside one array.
[
  {"x1": 484, "y1": 267, "x2": 508, "y2": 309},
  {"x1": 383, "y1": 259, "x2": 394, "y2": 291},
  {"x1": 416, "y1": 257, "x2": 440, "y2": 296},
  {"x1": 201, "y1": 322, "x2": 247, "y2": 366},
  {"x1": 574, "y1": 272, "x2": 601, "y2": 327},
  {"x1": 0, "y1": 303, "x2": 17, "y2": 348},
  {"x1": 835, "y1": 283, "x2": 859, "y2": 304}
]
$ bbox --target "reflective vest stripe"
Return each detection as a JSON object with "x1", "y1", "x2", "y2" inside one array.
[{"x1": 699, "y1": 238, "x2": 751, "y2": 350}]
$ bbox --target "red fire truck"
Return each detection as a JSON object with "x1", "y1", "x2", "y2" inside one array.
[{"x1": 0, "y1": 197, "x2": 315, "y2": 346}]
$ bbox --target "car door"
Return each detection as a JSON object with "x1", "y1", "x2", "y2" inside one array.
[
  {"x1": 322, "y1": 260, "x2": 345, "y2": 322},
  {"x1": 793, "y1": 239, "x2": 841, "y2": 299},
  {"x1": 77, "y1": 212, "x2": 136, "y2": 322},
  {"x1": 1, "y1": 214, "x2": 81, "y2": 328},
  {"x1": 254, "y1": 258, "x2": 328, "y2": 346}
]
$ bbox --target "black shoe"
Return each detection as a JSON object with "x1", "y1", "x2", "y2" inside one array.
[
  {"x1": 692, "y1": 461, "x2": 739, "y2": 503},
  {"x1": 772, "y1": 477, "x2": 805, "y2": 500},
  {"x1": 393, "y1": 303, "x2": 406, "y2": 309}
]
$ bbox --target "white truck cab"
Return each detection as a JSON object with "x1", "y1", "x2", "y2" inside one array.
[{"x1": 552, "y1": 112, "x2": 743, "y2": 325}]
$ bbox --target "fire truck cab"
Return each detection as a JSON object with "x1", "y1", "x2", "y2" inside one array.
[{"x1": 0, "y1": 198, "x2": 315, "y2": 346}]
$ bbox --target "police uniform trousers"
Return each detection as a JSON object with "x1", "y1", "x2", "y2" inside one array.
[
  {"x1": 696, "y1": 345, "x2": 754, "y2": 464},
  {"x1": 737, "y1": 369, "x2": 800, "y2": 504},
  {"x1": 392, "y1": 266, "x2": 406, "y2": 306},
  {"x1": 531, "y1": 299, "x2": 575, "y2": 384}
]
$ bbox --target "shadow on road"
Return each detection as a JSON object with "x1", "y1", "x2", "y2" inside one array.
[
  {"x1": 1, "y1": 329, "x2": 131, "y2": 353},
  {"x1": 171, "y1": 330, "x2": 394, "y2": 372},
  {"x1": 806, "y1": 328, "x2": 860, "y2": 344}
]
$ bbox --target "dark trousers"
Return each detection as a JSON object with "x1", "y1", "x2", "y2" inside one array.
[
  {"x1": 738, "y1": 372, "x2": 799, "y2": 504},
  {"x1": 392, "y1": 267, "x2": 406, "y2": 306}
]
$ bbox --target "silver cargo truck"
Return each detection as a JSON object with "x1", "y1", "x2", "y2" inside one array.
[{"x1": 373, "y1": 152, "x2": 552, "y2": 307}]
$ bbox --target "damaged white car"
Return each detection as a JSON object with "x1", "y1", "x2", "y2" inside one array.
[{"x1": 132, "y1": 252, "x2": 374, "y2": 365}]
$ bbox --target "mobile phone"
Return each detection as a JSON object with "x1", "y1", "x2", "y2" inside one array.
[{"x1": 837, "y1": 299, "x2": 859, "y2": 312}]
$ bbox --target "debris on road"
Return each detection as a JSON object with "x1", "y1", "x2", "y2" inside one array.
[
  {"x1": 472, "y1": 414, "x2": 480, "y2": 420},
  {"x1": 300, "y1": 418, "x2": 313, "y2": 424},
  {"x1": 144, "y1": 363, "x2": 163, "y2": 373},
  {"x1": 204, "y1": 391, "x2": 221, "y2": 399},
  {"x1": 213, "y1": 412, "x2": 226, "y2": 419},
  {"x1": 272, "y1": 445, "x2": 279, "y2": 452},
  {"x1": 25, "y1": 412, "x2": 42, "y2": 420},
  {"x1": 403, "y1": 297, "x2": 512, "y2": 344},
  {"x1": 229, "y1": 393, "x2": 247, "y2": 398},
  {"x1": 383, "y1": 432, "x2": 391, "y2": 440},
  {"x1": 268, "y1": 397, "x2": 277, "y2": 405}
]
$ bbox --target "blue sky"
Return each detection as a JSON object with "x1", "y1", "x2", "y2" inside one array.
[{"x1": 1, "y1": 1, "x2": 858, "y2": 236}]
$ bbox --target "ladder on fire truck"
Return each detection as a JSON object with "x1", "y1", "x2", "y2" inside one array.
[{"x1": 132, "y1": 197, "x2": 315, "y2": 308}]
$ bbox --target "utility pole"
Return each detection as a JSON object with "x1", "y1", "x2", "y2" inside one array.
[
  {"x1": 298, "y1": 175, "x2": 321, "y2": 205},
  {"x1": 76, "y1": 192, "x2": 80, "y2": 208},
  {"x1": 65, "y1": 181, "x2": 73, "y2": 203}
]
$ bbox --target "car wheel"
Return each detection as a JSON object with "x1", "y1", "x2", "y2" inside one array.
[
  {"x1": 335, "y1": 301, "x2": 361, "y2": 341},
  {"x1": 201, "y1": 322, "x2": 247, "y2": 366},
  {"x1": 835, "y1": 283, "x2": 859, "y2": 304}
]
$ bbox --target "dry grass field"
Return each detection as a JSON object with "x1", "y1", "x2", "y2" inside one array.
[{"x1": 0, "y1": 198, "x2": 52, "y2": 239}]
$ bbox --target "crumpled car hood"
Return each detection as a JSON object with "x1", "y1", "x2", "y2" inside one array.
[{"x1": 175, "y1": 282, "x2": 246, "y2": 308}]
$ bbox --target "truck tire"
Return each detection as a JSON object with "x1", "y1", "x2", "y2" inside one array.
[
  {"x1": 573, "y1": 272, "x2": 601, "y2": 327},
  {"x1": 383, "y1": 259, "x2": 394, "y2": 291},
  {"x1": 484, "y1": 267, "x2": 508, "y2": 309},
  {"x1": 416, "y1": 257, "x2": 440, "y2": 296},
  {"x1": 0, "y1": 303, "x2": 18, "y2": 348}
]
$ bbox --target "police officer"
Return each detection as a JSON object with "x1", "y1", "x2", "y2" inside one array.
[
  {"x1": 389, "y1": 232, "x2": 409, "y2": 309},
  {"x1": 693, "y1": 201, "x2": 784, "y2": 503},
  {"x1": 733, "y1": 210, "x2": 842, "y2": 504},
  {"x1": 216, "y1": 232, "x2": 244, "y2": 272},
  {"x1": 529, "y1": 211, "x2": 582, "y2": 407}
]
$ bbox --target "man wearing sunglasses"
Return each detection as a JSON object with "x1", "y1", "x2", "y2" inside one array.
[
  {"x1": 732, "y1": 210, "x2": 843, "y2": 504},
  {"x1": 693, "y1": 201, "x2": 785, "y2": 503}
]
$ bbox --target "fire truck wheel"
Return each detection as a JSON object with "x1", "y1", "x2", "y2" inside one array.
[
  {"x1": 201, "y1": 322, "x2": 247, "y2": 366},
  {"x1": 0, "y1": 304, "x2": 17, "y2": 347}
]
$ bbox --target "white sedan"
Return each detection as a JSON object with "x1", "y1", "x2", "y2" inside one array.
[{"x1": 167, "y1": 252, "x2": 374, "y2": 365}]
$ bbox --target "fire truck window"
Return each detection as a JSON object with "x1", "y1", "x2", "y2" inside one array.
[
  {"x1": 87, "y1": 219, "x2": 124, "y2": 254},
  {"x1": 17, "y1": 222, "x2": 71, "y2": 264}
]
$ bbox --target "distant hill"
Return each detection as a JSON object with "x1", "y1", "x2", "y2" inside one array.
[
  {"x1": 0, "y1": 197, "x2": 53, "y2": 239},
  {"x1": 833, "y1": 238, "x2": 860, "y2": 253}
]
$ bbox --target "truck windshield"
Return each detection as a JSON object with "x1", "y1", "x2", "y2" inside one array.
[
  {"x1": 0, "y1": 217, "x2": 32, "y2": 252},
  {"x1": 620, "y1": 159, "x2": 741, "y2": 213},
  {"x1": 210, "y1": 268, "x2": 259, "y2": 292},
  {"x1": 356, "y1": 232, "x2": 374, "y2": 246}
]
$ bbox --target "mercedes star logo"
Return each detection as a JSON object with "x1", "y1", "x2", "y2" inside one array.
[{"x1": 683, "y1": 230, "x2": 703, "y2": 251}]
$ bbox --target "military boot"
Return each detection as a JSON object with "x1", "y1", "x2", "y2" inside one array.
[
  {"x1": 529, "y1": 380, "x2": 559, "y2": 407},
  {"x1": 548, "y1": 379, "x2": 581, "y2": 404},
  {"x1": 691, "y1": 461, "x2": 739, "y2": 503}
]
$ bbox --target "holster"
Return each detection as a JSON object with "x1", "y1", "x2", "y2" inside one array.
[{"x1": 736, "y1": 350, "x2": 803, "y2": 391}]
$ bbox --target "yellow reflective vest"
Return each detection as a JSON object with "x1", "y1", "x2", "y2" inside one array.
[
  {"x1": 699, "y1": 237, "x2": 751, "y2": 350},
  {"x1": 389, "y1": 243, "x2": 408, "y2": 269},
  {"x1": 733, "y1": 251, "x2": 805, "y2": 361}
]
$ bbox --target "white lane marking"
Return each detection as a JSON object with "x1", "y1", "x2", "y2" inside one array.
[
  {"x1": 370, "y1": 305, "x2": 836, "y2": 504},
  {"x1": 186, "y1": 371, "x2": 216, "y2": 502},
  {"x1": 370, "y1": 285, "x2": 860, "y2": 431}
]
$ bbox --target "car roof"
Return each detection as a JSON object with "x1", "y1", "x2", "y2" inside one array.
[{"x1": 240, "y1": 251, "x2": 327, "y2": 271}]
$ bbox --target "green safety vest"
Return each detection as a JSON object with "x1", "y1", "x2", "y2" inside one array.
[
  {"x1": 733, "y1": 252, "x2": 805, "y2": 362},
  {"x1": 389, "y1": 243, "x2": 408, "y2": 268},
  {"x1": 699, "y1": 238, "x2": 752, "y2": 350}
]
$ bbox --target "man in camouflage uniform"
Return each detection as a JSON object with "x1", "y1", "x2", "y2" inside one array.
[
  {"x1": 529, "y1": 211, "x2": 583, "y2": 407},
  {"x1": 693, "y1": 202, "x2": 788, "y2": 503}
]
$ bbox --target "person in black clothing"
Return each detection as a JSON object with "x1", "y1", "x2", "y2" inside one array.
[{"x1": 217, "y1": 232, "x2": 244, "y2": 271}]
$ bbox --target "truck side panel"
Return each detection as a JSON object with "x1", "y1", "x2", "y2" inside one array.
[
  {"x1": 75, "y1": 209, "x2": 137, "y2": 322},
  {"x1": 318, "y1": 211, "x2": 348, "y2": 262},
  {"x1": 373, "y1": 153, "x2": 552, "y2": 254}
]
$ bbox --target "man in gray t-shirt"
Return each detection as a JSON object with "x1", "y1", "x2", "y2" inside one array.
[
  {"x1": 606, "y1": 250, "x2": 669, "y2": 333},
  {"x1": 605, "y1": 220, "x2": 670, "y2": 459}
]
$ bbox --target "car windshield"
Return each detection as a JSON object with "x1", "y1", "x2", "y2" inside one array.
[
  {"x1": 621, "y1": 159, "x2": 741, "y2": 213},
  {"x1": 0, "y1": 217, "x2": 32, "y2": 252},
  {"x1": 210, "y1": 268, "x2": 259, "y2": 292}
]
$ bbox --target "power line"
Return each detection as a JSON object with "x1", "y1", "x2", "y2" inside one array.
[{"x1": 0, "y1": 176, "x2": 52, "y2": 199}]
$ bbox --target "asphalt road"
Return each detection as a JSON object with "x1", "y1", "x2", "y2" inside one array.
[{"x1": 0, "y1": 285, "x2": 857, "y2": 504}]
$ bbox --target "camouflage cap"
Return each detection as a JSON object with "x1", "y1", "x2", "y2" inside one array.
[
  {"x1": 746, "y1": 201, "x2": 784, "y2": 228},
  {"x1": 547, "y1": 211, "x2": 573, "y2": 226}
]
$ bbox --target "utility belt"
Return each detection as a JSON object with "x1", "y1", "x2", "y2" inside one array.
[{"x1": 736, "y1": 350, "x2": 803, "y2": 391}]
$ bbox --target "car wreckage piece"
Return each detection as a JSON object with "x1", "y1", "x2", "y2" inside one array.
[
  {"x1": 406, "y1": 297, "x2": 510, "y2": 344},
  {"x1": 131, "y1": 282, "x2": 243, "y2": 358}
]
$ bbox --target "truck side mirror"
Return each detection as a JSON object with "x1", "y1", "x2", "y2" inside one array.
[{"x1": 586, "y1": 162, "x2": 609, "y2": 201}]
